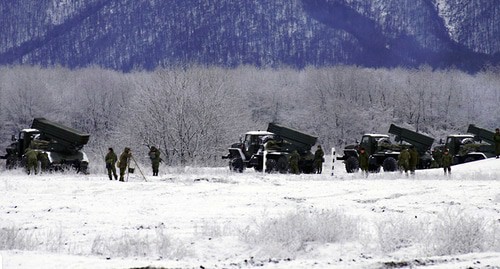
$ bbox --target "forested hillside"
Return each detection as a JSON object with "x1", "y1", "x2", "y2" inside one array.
[
  {"x1": 1, "y1": 0, "x2": 499, "y2": 71},
  {"x1": 1, "y1": 65, "x2": 499, "y2": 169}
]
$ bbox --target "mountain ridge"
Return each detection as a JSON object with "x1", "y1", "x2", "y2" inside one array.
[{"x1": 0, "y1": 0, "x2": 499, "y2": 72}]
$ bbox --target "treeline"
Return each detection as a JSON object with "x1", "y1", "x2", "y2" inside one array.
[{"x1": 0, "y1": 65, "x2": 499, "y2": 169}]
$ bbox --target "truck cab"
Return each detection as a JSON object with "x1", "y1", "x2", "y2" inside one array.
[
  {"x1": 443, "y1": 134, "x2": 493, "y2": 164},
  {"x1": 338, "y1": 134, "x2": 399, "y2": 173},
  {"x1": 2, "y1": 118, "x2": 90, "y2": 173},
  {"x1": 3, "y1": 129, "x2": 40, "y2": 168},
  {"x1": 223, "y1": 123, "x2": 317, "y2": 174},
  {"x1": 223, "y1": 131, "x2": 273, "y2": 172},
  {"x1": 243, "y1": 131, "x2": 274, "y2": 158},
  {"x1": 360, "y1": 134, "x2": 392, "y2": 156}
]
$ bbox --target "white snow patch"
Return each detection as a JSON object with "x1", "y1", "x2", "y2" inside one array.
[{"x1": 1, "y1": 157, "x2": 500, "y2": 268}]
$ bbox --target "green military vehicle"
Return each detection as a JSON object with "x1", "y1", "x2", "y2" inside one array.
[
  {"x1": 223, "y1": 123, "x2": 317, "y2": 173},
  {"x1": 337, "y1": 124, "x2": 434, "y2": 173},
  {"x1": 1, "y1": 118, "x2": 90, "y2": 173},
  {"x1": 435, "y1": 124, "x2": 495, "y2": 165}
]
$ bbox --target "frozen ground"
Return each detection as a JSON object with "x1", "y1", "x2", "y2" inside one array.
[{"x1": 1, "y1": 156, "x2": 500, "y2": 269}]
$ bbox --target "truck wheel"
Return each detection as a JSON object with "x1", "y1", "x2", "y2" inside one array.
[
  {"x1": 230, "y1": 158, "x2": 244, "y2": 173},
  {"x1": 78, "y1": 161, "x2": 90, "y2": 174},
  {"x1": 345, "y1": 156, "x2": 359, "y2": 173},
  {"x1": 277, "y1": 156, "x2": 289, "y2": 174},
  {"x1": 382, "y1": 157, "x2": 397, "y2": 172},
  {"x1": 265, "y1": 159, "x2": 277, "y2": 173},
  {"x1": 6, "y1": 156, "x2": 17, "y2": 170}
]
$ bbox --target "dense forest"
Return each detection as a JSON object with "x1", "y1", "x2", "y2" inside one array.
[{"x1": 0, "y1": 65, "x2": 499, "y2": 171}]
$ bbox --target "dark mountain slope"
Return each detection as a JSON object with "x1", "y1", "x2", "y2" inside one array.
[{"x1": 0, "y1": 0, "x2": 498, "y2": 71}]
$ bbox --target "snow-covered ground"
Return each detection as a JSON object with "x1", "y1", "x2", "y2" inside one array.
[{"x1": 1, "y1": 157, "x2": 500, "y2": 269}]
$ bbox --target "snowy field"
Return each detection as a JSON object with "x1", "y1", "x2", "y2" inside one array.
[{"x1": 1, "y1": 156, "x2": 500, "y2": 269}]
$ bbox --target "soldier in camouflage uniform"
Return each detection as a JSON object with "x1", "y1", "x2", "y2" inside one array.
[
  {"x1": 409, "y1": 146, "x2": 419, "y2": 175},
  {"x1": 494, "y1": 128, "x2": 500, "y2": 159},
  {"x1": 105, "y1": 147, "x2": 118, "y2": 180},
  {"x1": 289, "y1": 150, "x2": 300, "y2": 174},
  {"x1": 431, "y1": 148, "x2": 443, "y2": 168},
  {"x1": 118, "y1": 147, "x2": 132, "y2": 182},
  {"x1": 398, "y1": 148, "x2": 410, "y2": 175},
  {"x1": 148, "y1": 146, "x2": 161, "y2": 176},
  {"x1": 313, "y1": 145, "x2": 325, "y2": 174},
  {"x1": 441, "y1": 149, "x2": 452, "y2": 175},
  {"x1": 37, "y1": 151, "x2": 50, "y2": 173},
  {"x1": 358, "y1": 147, "x2": 369, "y2": 177},
  {"x1": 25, "y1": 148, "x2": 39, "y2": 175}
]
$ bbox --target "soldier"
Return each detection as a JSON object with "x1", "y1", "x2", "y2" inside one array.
[
  {"x1": 25, "y1": 148, "x2": 39, "y2": 175},
  {"x1": 118, "y1": 147, "x2": 132, "y2": 182},
  {"x1": 37, "y1": 151, "x2": 50, "y2": 173},
  {"x1": 398, "y1": 148, "x2": 410, "y2": 175},
  {"x1": 313, "y1": 145, "x2": 325, "y2": 174},
  {"x1": 148, "y1": 146, "x2": 161, "y2": 176},
  {"x1": 289, "y1": 150, "x2": 300, "y2": 174},
  {"x1": 105, "y1": 147, "x2": 118, "y2": 180},
  {"x1": 441, "y1": 149, "x2": 452, "y2": 175},
  {"x1": 494, "y1": 128, "x2": 500, "y2": 159},
  {"x1": 409, "y1": 145, "x2": 419, "y2": 175},
  {"x1": 358, "y1": 147, "x2": 369, "y2": 177},
  {"x1": 431, "y1": 148, "x2": 443, "y2": 168}
]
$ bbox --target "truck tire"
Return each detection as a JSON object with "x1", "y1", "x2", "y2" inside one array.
[
  {"x1": 265, "y1": 159, "x2": 277, "y2": 173},
  {"x1": 277, "y1": 156, "x2": 289, "y2": 174},
  {"x1": 230, "y1": 158, "x2": 244, "y2": 173},
  {"x1": 345, "y1": 156, "x2": 359, "y2": 173},
  {"x1": 78, "y1": 161, "x2": 90, "y2": 174},
  {"x1": 382, "y1": 157, "x2": 397, "y2": 172},
  {"x1": 254, "y1": 165, "x2": 263, "y2": 172},
  {"x1": 6, "y1": 156, "x2": 17, "y2": 170}
]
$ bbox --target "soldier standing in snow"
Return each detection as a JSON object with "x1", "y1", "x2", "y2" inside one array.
[
  {"x1": 289, "y1": 150, "x2": 300, "y2": 174},
  {"x1": 358, "y1": 147, "x2": 369, "y2": 177},
  {"x1": 105, "y1": 147, "x2": 118, "y2": 180},
  {"x1": 118, "y1": 147, "x2": 132, "y2": 182},
  {"x1": 25, "y1": 148, "x2": 39, "y2": 175},
  {"x1": 37, "y1": 151, "x2": 50, "y2": 173},
  {"x1": 313, "y1": 145, "x2": 324, "y2": 174},
  {"x1": 494, "y1": 128, "x2": 500, "y2": 159},
  {"x1": 398, "y1": 148, "x2": 410, "y2": 175},
  {"x1": 441, "y1": 149, "x2": 452, "y2": 175},
  {"x1": 431, "y1": 148, "x2": 443, "y2": 168},
  {"x1": 409, "y1": 145, "x2": 419, "y2": 175},
  {"x1": 148, "y1": 146, "x2": 161, "y2": 176}
]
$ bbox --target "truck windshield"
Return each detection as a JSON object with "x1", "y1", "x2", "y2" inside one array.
[{"x1": 360, "y1": 136, "x2": 371, "y2": 151}]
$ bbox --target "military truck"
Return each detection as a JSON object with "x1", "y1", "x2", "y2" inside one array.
[
  {"x1": 337, "y1": 124, "x2": 434, "y2": 173},
  {"x1": 1, "y1": 118, "x2": 90, "y2": 173},
  {"x1": 435, "y1": 124, "x2": 495, "y2": 165},
  {"x1": 222, "y1": 123, "x2": 317, "y2": 173}
]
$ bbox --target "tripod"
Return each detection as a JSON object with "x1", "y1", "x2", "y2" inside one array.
[{"x1": 126, "y1": 155, "x2": 148, "y2": 182}]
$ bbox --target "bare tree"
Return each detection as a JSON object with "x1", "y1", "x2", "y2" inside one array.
[{"x1": 129, "y1": 66, "x2": 242, "y2": 166}]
